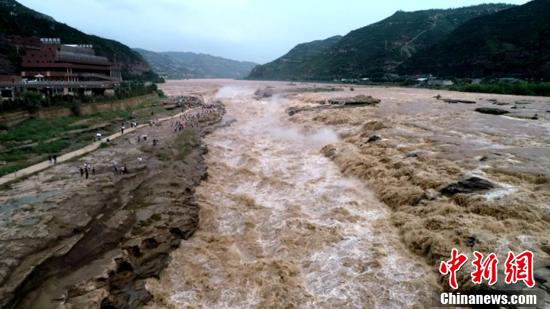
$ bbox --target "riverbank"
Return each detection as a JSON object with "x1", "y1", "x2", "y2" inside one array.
[
  {"x1": 0, "y1": 95, "x2": 168, "y2": 178},
  {"x1": 0, "y1": 94, "x2": 160, "y2": 128},
  {"x1": 0, "y1": 96, "x2": 225, "y2": 308}
]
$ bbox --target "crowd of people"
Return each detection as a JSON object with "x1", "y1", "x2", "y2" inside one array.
[
  {"x1": 76, "y1": 98, "x2": 225, "y2": 180},
  {"x1": 171, "y1": 95, "x2": 204, "y2": 110},
  {"x1": 172, "y1": 103, "x2": 224, "y2": 132},
  {"x1": 79, "y1": 162, "x2": 95, "y2": 179}
]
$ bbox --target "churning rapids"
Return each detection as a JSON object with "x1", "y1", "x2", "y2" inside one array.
[{"x1": 147, "y1": 86, "x2": 436, "y2": 308}]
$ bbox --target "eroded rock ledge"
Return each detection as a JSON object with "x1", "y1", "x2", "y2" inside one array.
[{"x1": 1, "y1": 100, "x2": 225, "y2": 309}]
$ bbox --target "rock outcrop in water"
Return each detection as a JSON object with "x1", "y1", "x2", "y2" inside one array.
[
  {"x1": 287, "y1": 95, "x2": 381, "y2": 116},
  {"x1": 441, "y1": 98, "x2": 477, "y2": 104},
  {"x1": 254, "y1": 87, "x2": 276, "y2": 99},
  {"x1": 327, "y1": 95, "x2": 381, "y2": 106},
  {"x1": 475, "y1": 107, "x2": 510, "y2": 115},
  {"x1": 440, "y1": 177, "x2": 495, "y2": 196}
]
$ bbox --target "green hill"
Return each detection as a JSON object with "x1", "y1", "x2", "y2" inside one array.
[
  {"x1": 401, "y1": 0, "x2": 550, "y2": 79},
  {"x1": 248, "y1": 35, "x2": 342, "y2": 80},
  {"x1": 135, "y1": 48, "x2": 257, "y2": 79},
  {"x1": 249, "y1": 4, "x2": 513, "y2": 81},
  {"x1": 0, "y1": 0, "x2": 156, "y2": 80}
]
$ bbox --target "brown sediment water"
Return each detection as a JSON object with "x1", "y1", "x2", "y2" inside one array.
[
  {"x1": 286, "y1": 85, "x2": 550, "y2": 294},
  {"x1": 146, "y1": 84, "x2": 437, "y2": 308}
]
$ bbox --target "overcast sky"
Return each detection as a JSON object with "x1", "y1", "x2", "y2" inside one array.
[{"x1": 18, "y1": 0, "x2": 529, "y2": 64}]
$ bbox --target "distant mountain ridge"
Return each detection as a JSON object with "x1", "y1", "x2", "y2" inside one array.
[
  {"x1": 0, "y1": 0, "x2": 155, "y2": 79},
  {"x1": 249, "y1": 3, "x2": 516, "y2": 81},
  {"x1": 135, "y1": 48, "x2": 257, "y2": 79},
  {"x1": 401, "y1": 0, "x2": 550, "y2": 79}
]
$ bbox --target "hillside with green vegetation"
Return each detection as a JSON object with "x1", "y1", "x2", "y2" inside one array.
[
  {"x1": 135, "y1": 48, "x2": 257, "y2": 79},
  {"x1": 248, "y1": 35, "x2": 341, "y2": 80},
  {"x1": 0, "y1": 0, "x2": 157, "y2": 80},
  {"x1": 0, "y1": 95, "x2": 166, "y2": 177},
  {"x1": 401, "y1": 0, "x2": 550, "y2": 79},
  {"x1": 249, "y1": 4, "x2": 514, "y2": 81}
]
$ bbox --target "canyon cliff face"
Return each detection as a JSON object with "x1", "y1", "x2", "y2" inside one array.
[{"x1": 401, "y1": 0, "x2": 550, "y2": 79}]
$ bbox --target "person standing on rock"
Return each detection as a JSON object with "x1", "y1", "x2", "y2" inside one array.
[
  {"x1": 53, "y1": 155, "x2": 57, "y2": 164},
  {"x1": 85, "y1": 166, "x2": 89, "y2": 179},
  {"x1": 79, "y1": 167, "x2": 84, "y2": 178}
]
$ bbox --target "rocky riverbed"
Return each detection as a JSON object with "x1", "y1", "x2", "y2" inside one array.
[{"x1": 0, "y1": 97, "x2": 224, "y2": 308}]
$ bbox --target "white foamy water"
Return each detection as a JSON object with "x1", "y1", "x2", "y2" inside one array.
[{"x1": 147, "y1": 90, "x2": 435, "y2": 308}]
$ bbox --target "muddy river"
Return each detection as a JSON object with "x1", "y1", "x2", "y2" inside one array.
[
  {"x1": 147, "y1": 86, "x2": 436, "y2": 308},
  {"x1": 1, "y1": 79, "x2": 548, "y2": 308}
]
